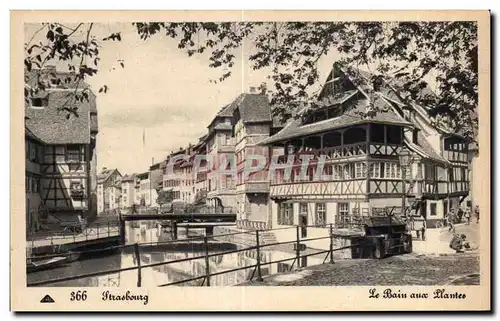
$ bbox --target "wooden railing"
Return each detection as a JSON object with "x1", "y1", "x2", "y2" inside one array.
[{"x1": 27, "y1": 224, "x2": 366, "y2": 287}]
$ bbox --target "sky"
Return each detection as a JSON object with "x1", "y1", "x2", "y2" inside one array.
[{"x1": 24, "y1": 22, "x2": 339, "y2": 175}]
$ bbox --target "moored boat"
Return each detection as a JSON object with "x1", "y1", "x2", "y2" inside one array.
[{"x1": 26, "y1": 256, "x2": 69, "y2": 273}]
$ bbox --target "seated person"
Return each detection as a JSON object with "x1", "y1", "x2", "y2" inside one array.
[{"x1": 449, "y1": 234, "x2": 471, "y2": 253}]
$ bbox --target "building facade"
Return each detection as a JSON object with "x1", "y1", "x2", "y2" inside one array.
[
  {"x1": 135, "y1": 171, "x2": 158, "y2": 207},
  {"x1": 260, "y1": 63, "x2": 470, "y2": 229},
  {"x1": 25, "y1": 66, "x2": 98, "y2": 228},
  {"x1": 120, "y1": 174, "x2": 136, "y2": 209},
  {"x1": 96, "y1": 168, "x2": 122, "y2": 214},
  {"x1": 232, "y1": 91, "x2": 273, "y2": 228},
  {"x1": 205, "y1": 104, "x2": 237, "y2": 210}
]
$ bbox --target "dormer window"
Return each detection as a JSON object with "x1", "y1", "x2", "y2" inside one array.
[{"x1": 30, "y1": 96, "x2": 49, "y2": 108}]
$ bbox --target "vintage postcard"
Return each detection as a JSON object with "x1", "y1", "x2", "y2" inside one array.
[{"x1": 11, "y1": 10, "x2": 490, "y2": 311}]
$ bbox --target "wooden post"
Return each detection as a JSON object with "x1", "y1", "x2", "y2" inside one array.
[
  {"x1": 295, "y1": 225, "x2": 300, "y2": 270},
  {"x1": 119, "y1": 219, "x2": 126, "y2": 245},
  {"x1": 329, "y1": 223, "x2": 335, "y2": 264},
  {"x1": 255, "y1": 230, "x2": 263, "y2": 282},
  {"x1": 172, "y1": 221, "x2": 178, "y2": 240},
  {"x1": 204, "y1": 236, "x2": 211, "y2": 286},
  {"x1": 134, "y1": 243, "x2": 142, "y2": 287}
]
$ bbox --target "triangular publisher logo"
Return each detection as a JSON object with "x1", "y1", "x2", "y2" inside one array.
[{"x1": 40, "y1": 295, "x2": 55, "y2": 303}]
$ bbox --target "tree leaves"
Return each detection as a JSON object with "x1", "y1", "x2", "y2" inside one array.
[
  {"x1": 103, "y1": 32, "x2": 122, "y2": 41},
  {"x1": 24, "y1": 21, "x2": 478, "y2": 141},
  {"x1": 98, "y1": 85, "x2": 108, "y2": 93}
]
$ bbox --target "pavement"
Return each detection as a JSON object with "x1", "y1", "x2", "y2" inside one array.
[
  {"x1": 243, "y1": 252, "x2": 480, "y2": 286},
  {"x1": 411, "y1": 222, "x2": 480, "y2": 255}
]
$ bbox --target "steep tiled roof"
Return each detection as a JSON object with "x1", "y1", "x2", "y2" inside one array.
[
  {"x1": 25, "y1": 91, "x2": 94, "y2": 144},
  {"x1": 24, "y1": 69, "x2": 96, "y2": 145},
  {"x1": 407, "y1": 131, "x2": 449, "y2": 164},
  {"x1": 122, "y1": 174, "x2": 136, "y2": 182},
  {"x1": 236, "y1": 93, "x2": 272, "y2": 123},
  {"x1": 97, "y1": 168, "x2": 121, "y2": 184}
]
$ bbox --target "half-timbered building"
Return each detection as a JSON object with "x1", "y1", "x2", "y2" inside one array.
[
  {"x1": 260, "y1": 63, "x2": 470, "y2": 228},
  {"x1": 25, "y1": 66, "x2": 98, "y2": 225}
]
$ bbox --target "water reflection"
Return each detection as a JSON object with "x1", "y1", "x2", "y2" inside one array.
[{"x1": 28, "y1": 220, "x2": 324, "y2": 287}]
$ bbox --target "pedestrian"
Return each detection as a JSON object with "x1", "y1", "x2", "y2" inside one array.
[
  {"x1": 464, "y1": 208, "x2": 471, "y2": 225},
  {"x1": 475, "y1": 205, "x2": 480, "y2": 224},
  {"x1": 446, "y1": 209, "x2": 455, "y2": 232},
  {"x1": 413, "y1": 216, "x2": 425, "y2": 241},
  {"x1": 457, "y1": 207, "x2": 464, "y2": 223}
]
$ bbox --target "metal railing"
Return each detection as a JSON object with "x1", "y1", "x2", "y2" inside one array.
[
  {"x1": 27, "y1": 224, "x2": 366, "y2": 287},
  {"x1": 27, "y1": 221, "x2": 120, "y2": 247}
]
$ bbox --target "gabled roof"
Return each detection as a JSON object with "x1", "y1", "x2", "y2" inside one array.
[
  {"x1": 233, "y1": 93, "x2": 272, "y2": 123},
  {"x1": 207, "y1": 102, "x2": 237, "y2": 129},
  {"x1": 97, "y1": 168, "x2": 121, "y2": 184},
  {"x1": 122, "y1": 174, "x2": 136, "y2": 182},
  {"x1": 24, "y1": 69, "x2": 96, "y2": 145},
  {"x1": 340, "y1": 65, "x2": 463, "y2": 137}
]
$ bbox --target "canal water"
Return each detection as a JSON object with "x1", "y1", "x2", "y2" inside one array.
[{"x1": 28, "y1": 221, "x2": 326, "y2": 287}]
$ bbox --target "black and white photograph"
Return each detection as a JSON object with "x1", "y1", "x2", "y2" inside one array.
[{"x1": 11, "y1": 10, "x2": 490, "y2": 311}]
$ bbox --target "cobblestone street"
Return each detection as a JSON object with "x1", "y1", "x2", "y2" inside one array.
[{"x1": 245, "y1": 253, "x2": 480, "y2": 286}]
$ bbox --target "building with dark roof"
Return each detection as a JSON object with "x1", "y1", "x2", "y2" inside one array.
[
  {"x1": 25, "y1": 66, "x2": 99, "y2": 228},
  {"x1": 233, "y1": 89, "x2": 274, "y2": 229},
  {"x1": 260, "y1": 62, "x2": 470, "y2": 229}
]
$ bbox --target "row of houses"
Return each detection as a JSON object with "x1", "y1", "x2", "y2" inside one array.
[{"x1": 95, "y1": 62, "x2": 479, "y2": 230}]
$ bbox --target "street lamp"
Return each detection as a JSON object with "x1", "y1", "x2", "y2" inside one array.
[{"x1": 398, "y1": 146, "x2": 411, "y2": 219}]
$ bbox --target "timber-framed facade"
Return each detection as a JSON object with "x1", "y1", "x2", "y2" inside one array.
[
  {"x1": 25, "y1": 66, "x2": 98, "y2": 229},
  {"x1": 261, "y1": 62, "x2": 470, "y2": 229}
]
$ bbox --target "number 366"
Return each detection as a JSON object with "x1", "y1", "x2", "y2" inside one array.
[{"x1": 70, "y1": 290, "x2": 87, "y2": 301}]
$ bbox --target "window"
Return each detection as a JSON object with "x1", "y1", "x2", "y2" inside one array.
[
  {"x1": 355, "y1": 163, "x2": 367, "y2": 178},
  {"x1": 384, "y1": 163, "x2": 401, "y2": 179},
  {"x1": 299, "y1": 203, "x2": 308, "y2": 216},
  {"x1": 430, "y1": 203, "x2": 437, "y2": 216},
  {"x1": 66, "y1": 145, "x2": 82, "y2": 162},
  {"x1": 30, "y1": 96, "x2": 48, "y2": 108},
  {"x1": 343, "y1": 164, "x2": 352, "y2": 180},
  {"x1": 338, "y1": 203, "x2": 349, "y2": 226},
  {"x1": 29, "y1": 144, "x2": 37, "y2": 162},
  {"x1": 70, "y1": 181, "x2": 84, "y2": 198},
  {"x1": 371, "y1": 124, "x2": 385, "y2": 143},
  {"x1": 425, "y1": 164, "x2": 436, "y2": 180},
  {"x1": 315, "y1": 203, "x2": 326, "y2": 227},
  {"x1": 332, "y1": 165, "x2": 341, "y2": 180},
  {"x1": 278, "y1": 203, "x2": 294, "y2": 225},
  {"x1": 26, "y1": 177, "x2": 31, "y2": 193},
  {"x1": 369, "y1": 163, "x2": 381, "y2": 178},
  {"x1": 31, "y1": 177, "x2": 38, "y2": 193},
  {"x1": 386, "y1": 126, "x2": 402, "y2": 144}
]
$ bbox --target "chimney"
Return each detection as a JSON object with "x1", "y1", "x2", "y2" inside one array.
[{"x1": 249, "y1": 86, "x2": 257, "y2": 94}]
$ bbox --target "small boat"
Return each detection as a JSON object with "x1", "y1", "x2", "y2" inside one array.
[{"x1": 26, "y1": 256, "x2": 69, "y2": 273}]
